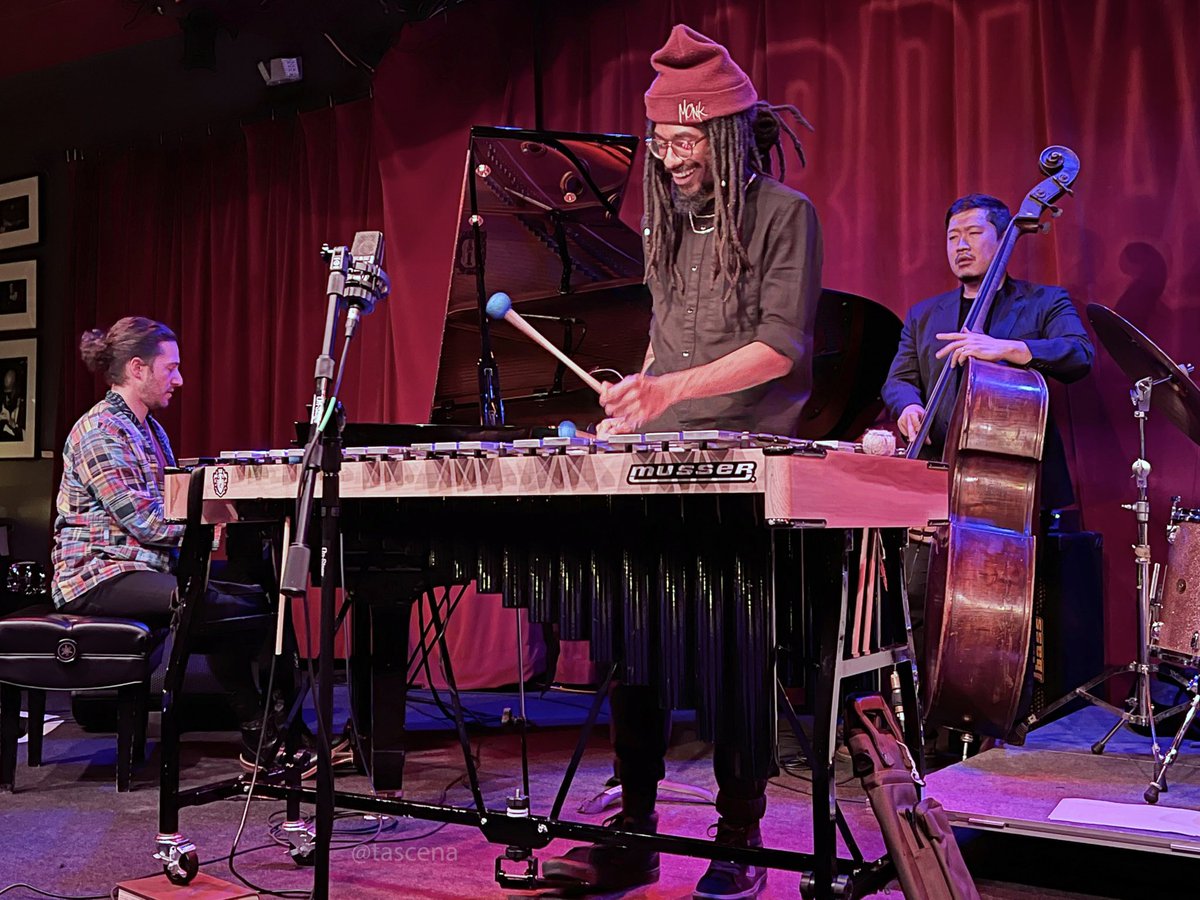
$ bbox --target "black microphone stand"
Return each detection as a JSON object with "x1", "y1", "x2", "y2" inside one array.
[
  {"x1": 467, "y1": 140, "x2": 504, "y2": 425},
  {"x1": 279, "y1": 243, "x2": 354, "y2": 900}
]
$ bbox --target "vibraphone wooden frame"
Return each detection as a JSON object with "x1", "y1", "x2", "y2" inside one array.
[{"x1": 154, "y1": 441, "x2": 947, "y2": 900}]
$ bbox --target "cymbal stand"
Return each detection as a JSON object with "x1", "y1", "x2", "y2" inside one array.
[
  {"x1": 1101, "y1": 375, "x2": 1162, "y2": 754},
  {"x1": 1018, "y1": 375, "x2": 1192, "y2": 756}
]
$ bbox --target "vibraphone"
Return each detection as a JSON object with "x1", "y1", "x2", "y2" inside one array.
[{"x1": 158, "y1": 431, "x2": 947, "y2": 899}]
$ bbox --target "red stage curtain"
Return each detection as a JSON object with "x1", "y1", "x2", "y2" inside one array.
[
  {"x1": 65, "y1": 100, "x2": 386, "y2": 453},
  {"x1": 66, "y1": 0, "x2": 1200, "y2": 670}
]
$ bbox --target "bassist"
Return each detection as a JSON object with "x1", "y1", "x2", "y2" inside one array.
[
  {"x1": 882, "y1": 192, "x2": 1094, "y2": 739},
  {"x1": 883, "y1": 192, "x2": 1094, "y2": 503}
]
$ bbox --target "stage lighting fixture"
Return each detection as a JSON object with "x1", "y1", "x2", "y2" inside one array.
[{"x1": 258, "y1": 57, "x2": 304, "y2": 86}]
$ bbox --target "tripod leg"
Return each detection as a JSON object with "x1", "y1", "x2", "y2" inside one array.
[
  {"x1": 1091, "y1": 716, "x2": 1125, "y2": 755},
  {"x1": 1146, "y1": 679, "x2": 1200, "y2": 804}
]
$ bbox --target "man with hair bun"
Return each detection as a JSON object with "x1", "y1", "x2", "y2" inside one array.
[
  {"x1": 548, "y1": 25, "x2": 822, "y2": 900},
  {"x1": 52, "y1": 316, "x2": 297, "y2": 772}
]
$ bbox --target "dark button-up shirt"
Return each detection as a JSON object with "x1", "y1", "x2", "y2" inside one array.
[
  {"x1": 644, "y1": 176, "x2": 823, "y2": 436},
  {"x1": 52, "y1": 390, "x2": 185, "y2": 608}
]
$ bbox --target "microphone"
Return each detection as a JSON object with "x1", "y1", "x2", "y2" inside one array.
[{"x1": 344, "y1": 230, "x2": 390, "y2": 337}]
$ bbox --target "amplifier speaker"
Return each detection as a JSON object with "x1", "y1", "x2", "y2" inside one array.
[{"x1": 1033, "y1": 530, "x2": 1105, "y2": 719}]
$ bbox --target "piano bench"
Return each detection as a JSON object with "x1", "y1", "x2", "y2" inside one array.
[{"x1": 0, "y1": 606, "x2": 166, "y2": 793}]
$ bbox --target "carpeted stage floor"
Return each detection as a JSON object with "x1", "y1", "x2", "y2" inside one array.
[{"x1": 2, "y1": 689, "x2": 1199, "y2": 899}]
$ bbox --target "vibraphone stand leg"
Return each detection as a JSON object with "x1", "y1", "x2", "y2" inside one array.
[
  {"x1": 422, "y1": 589, "x2": 491, "y2": 802},
  {"x1": 547, "y1": 663, "x2": 619, "y2": 821},
  {"x1": 887, "y1": 527, "x2": 926, "y2": 774},
  {"x1": 155, "y1": 468, "x2": 213, "y2": 886},
  {"x1": 514, "y1": 594, "x2": 531, "y2": 803},
  {"x1": 422, "y1": 589, "x2": 491, "y2": 811},
  {"x1": 802, "y1": 527, "x2": 919, "y2": 900},
  {"x1": 805, "y1": 529, "x2": 856, "y2": 900},
  {"x1": 777, "y1": 681, "x2": 864, "y2": 868}
]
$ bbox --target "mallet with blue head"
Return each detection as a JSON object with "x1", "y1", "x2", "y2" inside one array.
[{"x1": 485, "y1": 292, "x2": 605, "y2": 394}]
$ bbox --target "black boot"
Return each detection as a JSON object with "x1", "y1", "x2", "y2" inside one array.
[
  {"x1": 542, "y1": 810, "x2": 660, "y2": 892},
  {"x1": 693, "y1": 819, "x2": 767, "y2": 899},
  {"x1": 238, "y1": 718, "x2": 281, "y2": 773}
]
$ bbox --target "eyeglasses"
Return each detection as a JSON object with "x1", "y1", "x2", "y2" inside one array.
[{"x1": 645, "y1": 135, "x2": 708, "y2": 160}]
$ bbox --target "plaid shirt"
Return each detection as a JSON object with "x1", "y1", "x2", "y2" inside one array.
[{"x1": 52, "y1": 390, "x2": 186, "y2": 608}]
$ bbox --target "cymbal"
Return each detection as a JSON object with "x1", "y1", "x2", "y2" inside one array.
[{"x1": 1087, "y1": 303, "x2": 1200, "y2": 444}]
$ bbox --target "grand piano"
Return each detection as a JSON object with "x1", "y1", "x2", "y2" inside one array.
[{"x1": 158, "y1": 126, "x2": 943, "y2": 900}]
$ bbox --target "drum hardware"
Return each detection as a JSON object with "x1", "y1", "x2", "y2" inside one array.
[
  {"x1": 1144, "y1": 501, "x2": 1200, "y2": 798},
  {"x1": 1145, "y1": 673, "x2": 1200, "y2": 804},
  {"x1": 1015, "y1": 305, "x2": 1200, "y2": 764}
]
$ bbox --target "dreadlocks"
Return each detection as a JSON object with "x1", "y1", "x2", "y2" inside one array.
[{"x1": 643, "y1": 102, "x2": 813, "y2": 301}]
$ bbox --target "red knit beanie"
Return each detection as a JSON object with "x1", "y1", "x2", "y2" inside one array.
[{"x1": 644, "y1": 25, "x2": 758, "y2": 126}]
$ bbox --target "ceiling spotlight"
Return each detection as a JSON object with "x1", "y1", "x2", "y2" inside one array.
[{"x1": 258, "y1": 57, "x2": 303, "y2": 86}]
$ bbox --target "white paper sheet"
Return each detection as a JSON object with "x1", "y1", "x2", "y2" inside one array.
[{"x1": 1050, "y1": 797, "x2": 1200, "y2": 837}]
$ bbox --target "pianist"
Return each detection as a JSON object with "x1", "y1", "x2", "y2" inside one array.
[
  {"x1": 51, "y1": 316, "x2": 291, "y2": 773},
  {"x1": 549, "y1": 25, "x2": 822, "y2": 900}
]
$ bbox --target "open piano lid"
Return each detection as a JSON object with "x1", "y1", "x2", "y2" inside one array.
[{"x1": 432, "y1": 125, "x2": 650, "y2": 428}]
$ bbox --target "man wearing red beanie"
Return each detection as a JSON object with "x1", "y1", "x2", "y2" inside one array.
[{"x1": 545, "y1": 24, "x2": 822, "y2": 900}]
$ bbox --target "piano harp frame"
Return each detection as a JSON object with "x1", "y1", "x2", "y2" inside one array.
[{"x1": 156, "y1": 448, "x2": 947, "y2": 900}]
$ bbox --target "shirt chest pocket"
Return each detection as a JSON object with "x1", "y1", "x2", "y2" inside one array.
[{"x1": 702, "y1": 269, "x2": 762, "y2": 334}]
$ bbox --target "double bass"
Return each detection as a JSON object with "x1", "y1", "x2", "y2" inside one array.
[{"x1": 914, "y1": 147, "x2": 1081, "y2": 738}]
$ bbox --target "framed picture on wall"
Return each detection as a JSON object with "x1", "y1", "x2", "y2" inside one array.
[
  {"x1": 0, "y1": 261, "x2": 36, "y2": 331},
  {"x1": 0, "y1": 338, "x2": 36, "y2": 458},
  {"x1": 0, "y1": 176, "x2": 39, "y2": 251}
]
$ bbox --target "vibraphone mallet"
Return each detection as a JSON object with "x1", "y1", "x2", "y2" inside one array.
[{"x1": 485, "y1": 292, "x2": 605, "y2": 395}]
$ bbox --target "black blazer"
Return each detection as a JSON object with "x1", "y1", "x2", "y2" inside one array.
[{"x1": 882, "y1": 278, "x2": 1094, "y2": 509}]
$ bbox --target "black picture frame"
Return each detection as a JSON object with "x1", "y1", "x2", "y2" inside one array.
[
  {"x1": 0, "y1": 176, "x2": 40, "y2": 252},
  {"x1": 0, "y1": 260, "x2": 36, "y2": 331},
  {"x1": 0, "y1": 337, "x2": 36, "y2": 458}
]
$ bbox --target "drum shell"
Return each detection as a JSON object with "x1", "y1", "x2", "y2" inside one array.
[{"x1": 1158, "y1": 521, "x2": 1200, "y2": 661}]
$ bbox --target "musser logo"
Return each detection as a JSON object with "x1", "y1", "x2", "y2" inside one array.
[{"x1": 626, "y1": 460, "x2": 756, "y2": 484}]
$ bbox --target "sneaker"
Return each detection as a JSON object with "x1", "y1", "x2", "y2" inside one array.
[
  {"x1": 542, "y1": 811, "x2": 660, "y2": 892},
  {"x1": 693, "y1": 820, "x2": 767, "y2": 900}
]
